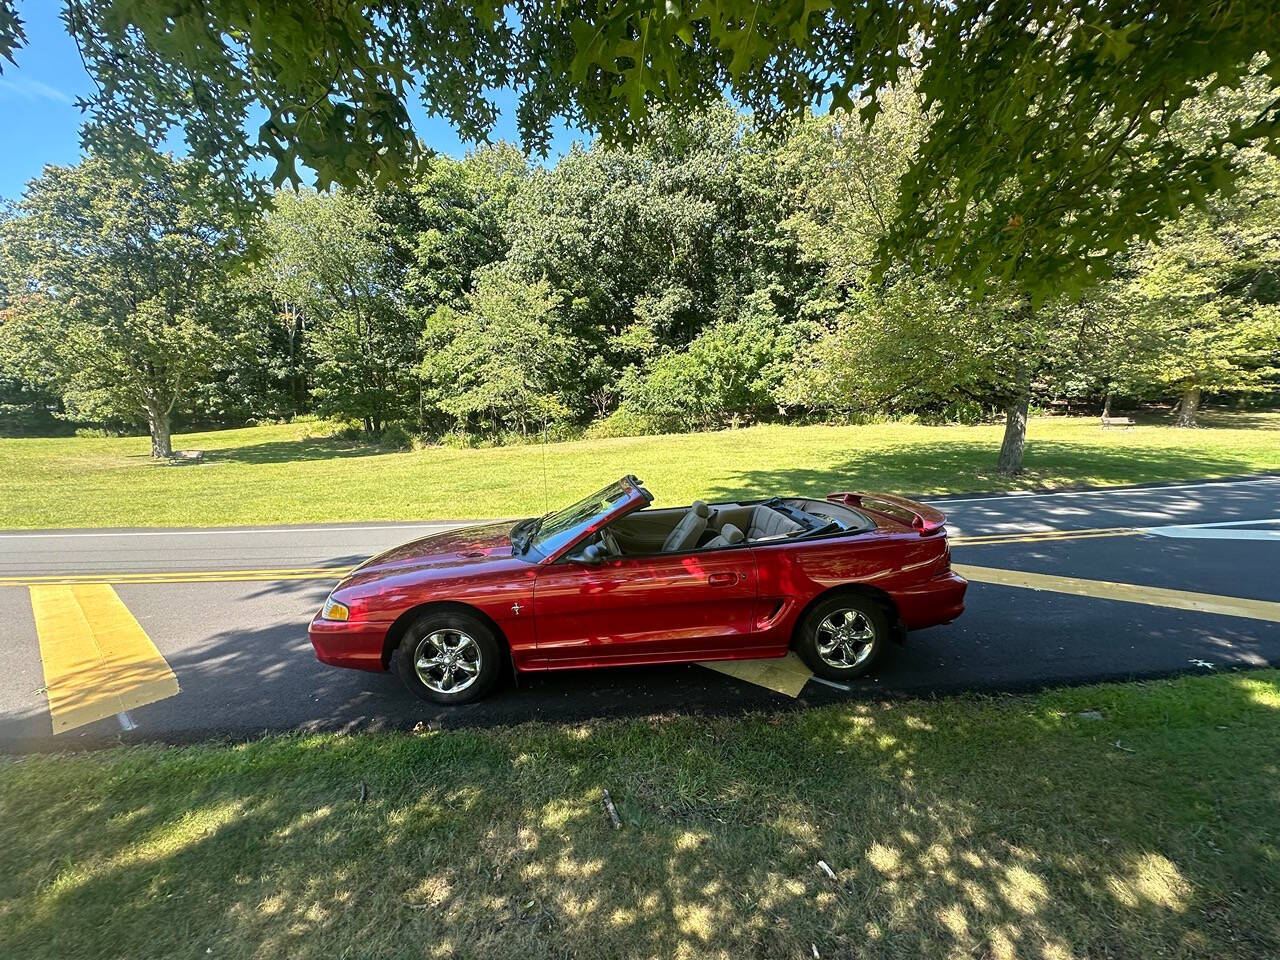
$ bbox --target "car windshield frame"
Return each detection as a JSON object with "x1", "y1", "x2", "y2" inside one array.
[{"x1": 515, "y1": 476, "x2": 650, "y2": 562}]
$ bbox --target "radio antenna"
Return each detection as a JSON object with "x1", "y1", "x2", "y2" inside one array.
[{"x1": 541, "y1": 411, "x2": 549, "y2": 514}]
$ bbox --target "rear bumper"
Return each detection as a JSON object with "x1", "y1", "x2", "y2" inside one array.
[
  {"x1": 893, "y1": 572, "x2": 967, "y2": 630},
  {"x1": 308, "y1": 617, "x2": 390, "y2": 672}
]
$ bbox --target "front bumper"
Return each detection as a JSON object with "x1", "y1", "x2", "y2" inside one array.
[
  {"x1": 308, "y1": 617, "x2": 390, "y2": 672},
  {"x1": 893, "y1": 572, "x2": 968, "y2": 630}
]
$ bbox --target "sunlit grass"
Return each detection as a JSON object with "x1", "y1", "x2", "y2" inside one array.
[
  {"x1": 1, "y1": 411, "x2": 1277, "y2": 527},
  {"x1": 2, "y1": 671, "x2": 1278, "y2": 959}
]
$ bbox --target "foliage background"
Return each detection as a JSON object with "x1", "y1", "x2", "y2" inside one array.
[{"x1": 2, "y1": 81, "x2": 1278, "y2": 448}]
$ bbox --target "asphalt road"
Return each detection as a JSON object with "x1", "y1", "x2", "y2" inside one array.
[{"x1": 2, "y1": 475, "x2": 1278, "y2": 750}]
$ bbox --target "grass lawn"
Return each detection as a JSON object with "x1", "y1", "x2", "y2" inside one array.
[
  {"x1": 2, "y1": 671, "x2": 1277, "y2": 959},
  {"x1": 1, "y1": 411, "x2": 1278, "y2": 528}
]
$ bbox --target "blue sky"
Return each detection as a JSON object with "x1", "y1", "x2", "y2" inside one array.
[{"x1": 0, "y1": 2, "x2": 583, "y2": 203}]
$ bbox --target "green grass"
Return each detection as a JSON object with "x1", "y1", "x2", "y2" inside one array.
[
  {"x1": 2, "y1": 411, "x2": 1278, "y2": 528},
  {"x1": 2, "y1": 672, "x2": 1278, "y2": 959}
]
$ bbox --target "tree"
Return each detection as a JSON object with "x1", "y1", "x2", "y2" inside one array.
[
  {"x1": 621, "y1": 290, "x2": 796, "y2": 432},
  {"x1": 405, "y1": 144, "x2": 528, "y2": 315},
  {"x1": 776, "y1": 86, "x2": 1030, "y2": 470},
  {"x1": 1086, "y1": 148, "x2": 1280, "y2": 424},
  {"x1": 1, "y1": 2, "x2": 1272, "y2": 299},
  {"x1": 0, "y1": 153, "x2": 237, "y2": 456},
  {"x1": 420, "y1": 266, "x2": 577, "y2": 437},
  {"x1": 778, "y1": 272, "x2": 1068, "y2": 472},
  {"x1": 253, "y1": 188, "x2": 420, "y2": 434}
]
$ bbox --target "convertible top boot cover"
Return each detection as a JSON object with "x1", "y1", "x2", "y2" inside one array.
[{"x1": 662, "y1": 500, "x2": 712, "y2": 552}]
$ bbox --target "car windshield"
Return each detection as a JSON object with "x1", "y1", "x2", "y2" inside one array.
[{"x1": 517, "y1": 480, "x2": 634, "y2": 559}]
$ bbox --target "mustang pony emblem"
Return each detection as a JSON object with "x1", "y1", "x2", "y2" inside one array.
[{"x1": 511, "y1": 602, "x2": 523, "y2": 615}]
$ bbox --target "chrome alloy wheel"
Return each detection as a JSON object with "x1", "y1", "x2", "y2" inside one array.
[
  {"x1": 414, "y1": 629, "x2": 483, "y2": 694},
  {"x1": 815, "y1": 608, "x2": 877, "y2": 669}
]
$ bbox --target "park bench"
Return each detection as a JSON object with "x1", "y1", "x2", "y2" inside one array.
[
  {"x1": 170, "y1": 450, "x2": 204, "y2": 463},
  {"x1": 1100, "y1": 416, "x2": 1135, "y2": 430}
]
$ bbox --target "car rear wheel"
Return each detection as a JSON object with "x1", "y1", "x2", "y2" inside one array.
[
  {"x1": 394, "y1": 610, "x2": 503, "y2": 705},
  {"x1": 794, "y1": 593, "x2": 889, "y2": 681}
]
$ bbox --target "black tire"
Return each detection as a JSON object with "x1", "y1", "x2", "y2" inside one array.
[
  {"x1": 393, "y1": 609, "x2": 503, "y2": 705},
  {"x1": 794, "y1": 592, "x2": 890, "y2": 681}
]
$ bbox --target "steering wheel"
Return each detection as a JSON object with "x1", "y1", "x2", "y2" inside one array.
[{"x1": 600, "y1": 529, "x2": 621, "y2": 556}]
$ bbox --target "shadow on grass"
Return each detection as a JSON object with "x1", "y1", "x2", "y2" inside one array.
[
  {"x1": 1192, "y1": 411, "x2": 1280, "y2": 430},
  {"x1": 199, "y1": 435, "x2": 396, "y2": 465},
  {"x1": 1, "y1": 672, "x2": 1277, "y2": 959},
  {"x1": 702, "y1": 439, "x2": 1272, "y2": 501}
]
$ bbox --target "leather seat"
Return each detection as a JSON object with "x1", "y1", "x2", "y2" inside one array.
[
  {"x1": 662, "y1": 500, "x2": 711, "y2": 552},
  {"x1": 703, "y1": 522, "x2": 745, "y2": 549},
  {"x1": 747, "y1": 505, "x2": 803, "y2": 540}
]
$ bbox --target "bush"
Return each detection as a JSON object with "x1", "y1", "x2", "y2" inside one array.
[
  {"x1": 440, "y1": 431, "x2": 485, "y2": 449},
  {"x1": 74, "y1": 427, "x2": 120, "y2": 439},
  {"x1": 925, "y1": 400, "x2": 990, "y2": 425},
  {"x1": 583, "y1": 406, "x2": 667, "y2": 439},
  {"x1": 378, "y1": 423, "x2": 415, "y2": 450},
  {"x1": 621, "y1": 296, "x2": 794, "y2": 433},
  {"x1": 330, "y1": 422, "x2": 366, "y2": 442}
]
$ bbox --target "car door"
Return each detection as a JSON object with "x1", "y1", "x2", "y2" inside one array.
[{"x1": 532, "y1": 544, "x2": 761, "y2": 667}]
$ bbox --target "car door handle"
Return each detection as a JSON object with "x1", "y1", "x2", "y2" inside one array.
[{"x1": 708, "y1": 572, "x2": 739, "y2": 586}]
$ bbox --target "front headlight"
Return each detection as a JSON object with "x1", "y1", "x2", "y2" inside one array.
[{"x1": 321, "y1": 595, "x2": 350, "y2": 621}]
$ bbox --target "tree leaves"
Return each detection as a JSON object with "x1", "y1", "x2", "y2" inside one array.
[
  {"x1": 0, "y1": 1, "x2": 24, "y2": 69},
  {"x1": 5, "y1": 2, "x2": 1268, "y2": 300}
]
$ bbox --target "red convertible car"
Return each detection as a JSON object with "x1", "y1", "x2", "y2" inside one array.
[{"x1": 309, "y1": 476, "x2": 966, "y2": 703}]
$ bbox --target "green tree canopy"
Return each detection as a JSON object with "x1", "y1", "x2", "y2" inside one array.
[
  {"x1": 252, "y1": 187, "x2": 421, "y2": 434},
  {"x1": 420, "y1": 266, "x2": 577, "y2": 438},
  {"x1": 1082, "y1": 146, "x2": 1280, "y2": 425},
  {"x1": 0, "y1": 2, "x2": 1273, "y2": 296},
  {"x1": 0, "y1": 152, "x2": 239, "y2": 456}
]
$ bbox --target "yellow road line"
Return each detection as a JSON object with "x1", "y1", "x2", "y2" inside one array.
[
  {"x1": 0, "y1": 531, "x2": 1141, "y2": 587},
  {"x1": 954, "y1": 564, "x2": 1280, "y2": 623},
  {"x1": 1, "y1": 567, "x2": 350, "y2": 586},
  {"x1": 30, "y1": 584, "x2": 179, "y2": 734},
  {"x1": 953, "y1": 527, "x2": 1141, "y2": 546},
  {"x1": 699, "y1": 651, "x2": 814, "y2": 698},
  {"x1": 0, "y1": 526, "x2": 1145, "y2": 586}
]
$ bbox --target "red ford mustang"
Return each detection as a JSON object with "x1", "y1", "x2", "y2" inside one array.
[{"x1": 309, "y1": 476, "x2": 967, "y2": 704}]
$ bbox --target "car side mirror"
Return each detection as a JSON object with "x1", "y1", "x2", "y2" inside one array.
[{"x1": 573, "y1": 542, "x2": 608, "y2": 564}]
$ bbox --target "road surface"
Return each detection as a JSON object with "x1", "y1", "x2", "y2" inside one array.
[{"x1": 2, "y1": 475, "x2": 1277, "y2": 750}]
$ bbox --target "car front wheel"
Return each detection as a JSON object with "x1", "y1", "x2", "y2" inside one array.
[
  {"x1": 794, "y1": 593, "x2": 889, "y2": 681},
  {"x1": 394, "y1": 610, "x2": 503, "y2": 705}
]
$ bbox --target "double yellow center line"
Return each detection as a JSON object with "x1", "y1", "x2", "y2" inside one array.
[
  {"x1": 2, "y1": 525, "x2": 1141, "y2": 590},
  {"x1": 3, "y1": 566, "x2": 350, "y2": 587},
  {"x1": 954, "y1": 564, "x2": 1280, "y2": 624},
  {"x1": 951, "y1": 527, "x2": 1140, "y2": 547}
]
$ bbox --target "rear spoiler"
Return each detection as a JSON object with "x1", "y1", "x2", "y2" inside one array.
[{"x1": 826, "y1": 492, "x2": 947, "y2": 536}]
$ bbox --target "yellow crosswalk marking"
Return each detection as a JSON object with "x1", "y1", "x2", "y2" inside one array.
[
  {"x1": 29, "y1": 584, "x2": 179, "y2": 734},
  {"x1": 954, "y1": 564, "x2": 1280, "y2": 623},
  {"x1": 700, "y1": 651, "x2": 813, "y2": 697}
]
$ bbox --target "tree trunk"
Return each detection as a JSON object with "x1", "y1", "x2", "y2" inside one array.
[
  {"x1": 1174, "y1": 387, "x2": 1201, "y2": 427},
  {"x1": 146, "y1": 404, "x2": 173, "y2": 459},
  {"x1": 1102, "y1": 391, "x2": 1113, "y2": 419},
  {"x1": 996, "y1": 393, "x2": 1030, "y2": 475}
]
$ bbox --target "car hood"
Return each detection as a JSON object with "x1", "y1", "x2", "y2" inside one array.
[{"x1": 352, "y1": 521, "x2": 518, "y2": 578}]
